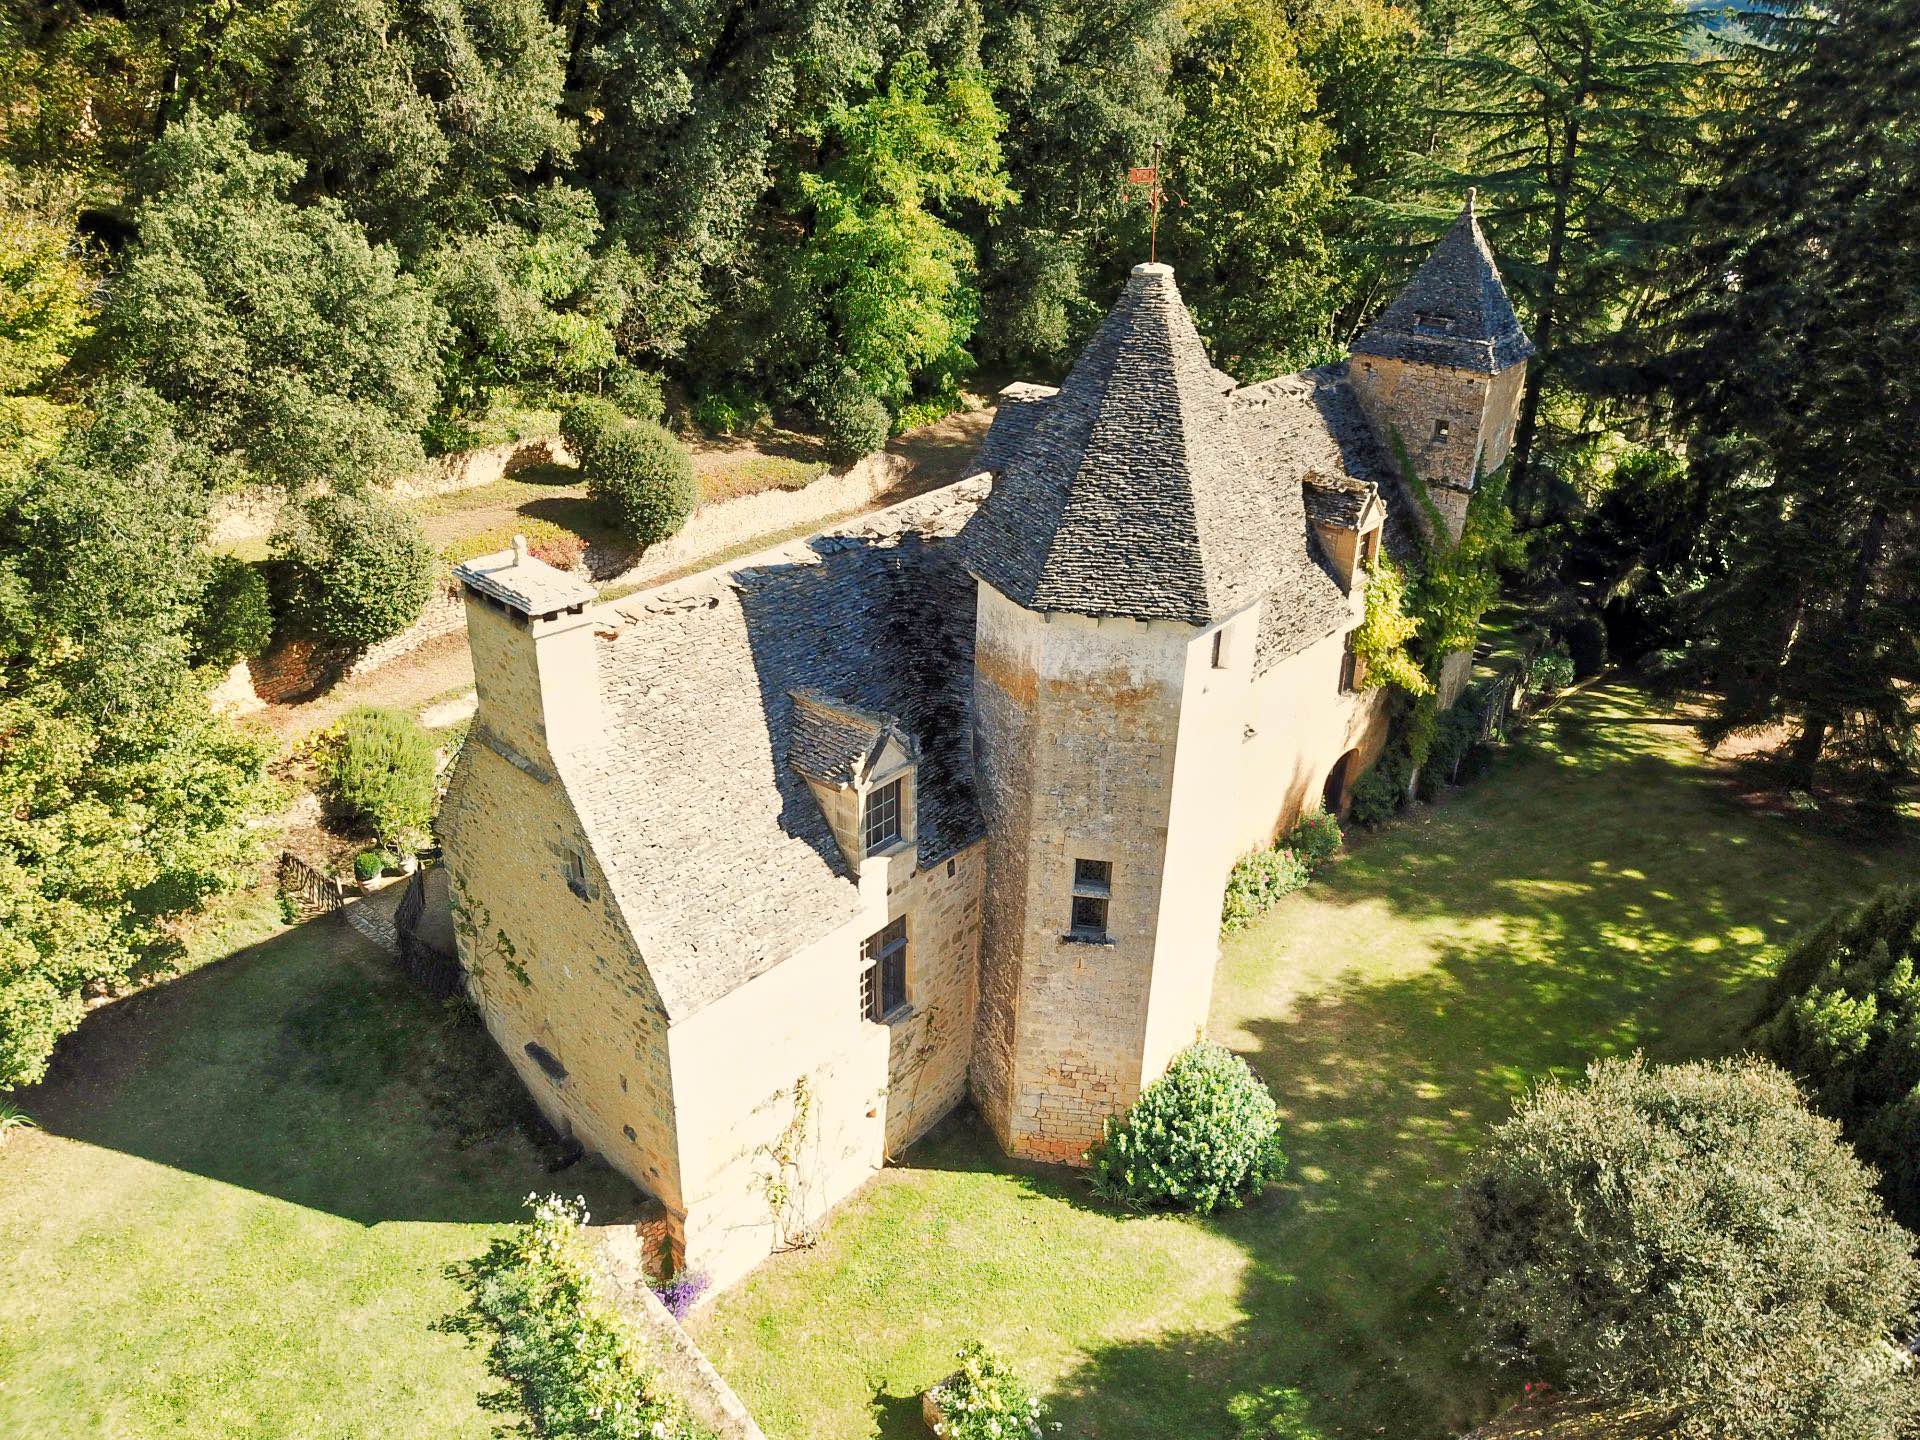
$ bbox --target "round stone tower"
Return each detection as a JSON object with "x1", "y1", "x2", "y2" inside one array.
[{"x1": 958, "y1": 263, "x2": 1337, "y2": 1162}]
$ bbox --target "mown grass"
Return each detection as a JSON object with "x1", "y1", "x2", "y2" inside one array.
[
  {"x1": 0, "y1": 917, "x2": 634, "y2": 1439},
  {"x1": 693, "y1": 683, "x2": 1920, "y2": 1440}
]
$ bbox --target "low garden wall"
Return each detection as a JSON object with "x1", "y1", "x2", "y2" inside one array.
[
  {"x1": 599, "y1": 448, "x2": 912, "y2": 592},
  {"x1": 209, "y1": 434, "x2": 572, "y2": 545}
]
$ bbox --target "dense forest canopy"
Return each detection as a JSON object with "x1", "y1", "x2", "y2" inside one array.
[{"x1": 1, "y1": 0, "x2": 1916, "y2": 1085}]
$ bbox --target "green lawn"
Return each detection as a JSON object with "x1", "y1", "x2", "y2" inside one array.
[
  {"x1": 692, "y1": 684, "x2": 1920, "y2": 1440},
  {"x1": 0, "y1": 914, "x2": 635, "y2": 1438}
]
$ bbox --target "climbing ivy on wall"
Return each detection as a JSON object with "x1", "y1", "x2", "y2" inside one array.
[
  {"x1": 1350, "y1": 556, "x2": 1431, "y2": 696},
  {"x1": 1371, "y1": 440, "x2": 1520, "y2": 772}
]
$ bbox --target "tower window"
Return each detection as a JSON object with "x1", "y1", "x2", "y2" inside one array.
[
  {"x1": 564, "y1": 847, "x2": 589, "y2": 899},
  {"x1": 863, "y1": 777, "x2": 903, "y2": 854},
  {"x1": 1210, "y1": 627, "x2": 1229, "y2": 669},
  {"x1": 524, "y1": 1042, "x2": 568, "y2": 1083},
  {"x1": 1069, "y1": 859, "x2": 1112, "y2": 939},
  {"x1": 859, "y1": 916, "x2": 908, "y2": 1022},
  {"x1": 1433, "y1": 418, "x2": 1451, "y2": 441}
]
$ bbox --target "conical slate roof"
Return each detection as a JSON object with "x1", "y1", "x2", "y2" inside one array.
[
  {"x1": 1351, "y1": 196, "x2": 1534, "y2": 374},
  {"x1": 961, "y1": 262, "x2": 1335, "y2": 629}
]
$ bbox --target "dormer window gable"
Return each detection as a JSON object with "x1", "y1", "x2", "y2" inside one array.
[
  {"x1": 1303, "y1": 477, "x2": 1387, "y2": 594},
  {"x1": 787, "y1": 689, "x2": 920, "y2": 873}
]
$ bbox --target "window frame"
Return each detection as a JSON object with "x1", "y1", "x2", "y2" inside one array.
[
  {"x1": 859, "y1": 916, "x2": 909, "y2": 1023},
  {"x1": 1068, "y1": 858, "x2": 1113, "y2": 941},
  {"x1": 862, "y1": 776, "x2": 904, "y2": 855},
  {"x1": 564, "y1": 847, "x2": 590, "y2": 899}
]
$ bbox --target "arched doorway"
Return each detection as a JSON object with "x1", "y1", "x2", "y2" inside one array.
[{"x1": 1322, "y1": 749, "x2": 1358, "y2": 815}]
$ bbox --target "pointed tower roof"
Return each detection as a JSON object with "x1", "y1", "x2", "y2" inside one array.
[
  {"x1": 961, "y1": 263, "x2": 1339, "y2": 630},
  {"x1": 1352, "y1": 194, "x2": 1534, "y2": 374}
]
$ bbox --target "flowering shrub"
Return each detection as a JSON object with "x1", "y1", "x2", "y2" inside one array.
[
  {"x1": 1087, "y1": 1041, "x2": 1287, "y2": 1214},
  {"x1": 446, "y1": 1194, "x2": 707, "y2": 1440},
  {"x1": 928, "y1": 1342, "x2": 1050, "y2": 1440},
  {"x1": 1222, "y1": 847, "x2": 1312, "y2": 933},
  {"x1": 651, "y1": 1270, "x2": 710, "y2": 1321},
  {"x1": 1281, "y1": 807, "x2": 1342, "y2": 874}
]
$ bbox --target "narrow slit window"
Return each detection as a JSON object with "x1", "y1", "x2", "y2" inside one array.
[
  {"x1": 863, "y1": 777, "x2": 903, "y2": 854},
  {"x1": 524, "y1": 1042, "x2": 568, "y2": 1083},
  {"x1": 1210, "y1": 627, "x2": 1228, "y2": 669},
  {"x1": 860, "y1": 917, "x2": 908, "y2": 1022},
  {"x1": 564, "y1": 847, "x2": 589, "y2": 899}
]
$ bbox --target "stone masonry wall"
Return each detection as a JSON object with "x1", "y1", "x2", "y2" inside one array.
[{"x1": 971, "y1": 583, "x2": 1191, "y2": 1164}]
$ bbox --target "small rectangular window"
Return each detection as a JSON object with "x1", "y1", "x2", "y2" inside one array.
[
  {"x1": 564, "y1": 848, "x2": 589, "y2": 899},
  {"x1": 1210, "y1": 628, "x2": 1228, "y2": 669},
  {"x1": 1069, "y1": 859, "x2": 1112, "y2": 939},
  {"x1": 1340, "y1": 648, "x2": 1361, "y2": 694},
  {"x1": 860, "y1": 917, "x2": 908, "y2": 1022},
  {"x1": 863, "y1": 777, "x2": 903, "y2": 855},
  {"x1": 1433, "y1": 418, "x2": 1451, "y2": 441}
]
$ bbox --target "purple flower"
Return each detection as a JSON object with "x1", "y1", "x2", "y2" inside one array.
[{"x1": 651, "y1": 1270, "x2": 710, "y2": 1321}]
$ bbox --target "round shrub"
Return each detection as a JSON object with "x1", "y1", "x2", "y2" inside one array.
[
  {"x1": 194, "y1": 553, "x2": 274, "y2": 666},
  {"x1": 1756, "y1": 883, "x2": 1920, "y2": 1228},
  {"x1": 1346, "y1": 754, "x2": 1408, "y2": 828},
  {"x1": 272, "y1": 490, "x2": 435, "y2": 650},
  {"x1": 327, "y1": 705, "x2": 437, "y2": 850},
  {"x1": 811, "y1": 367, "x2": 890, "y2": 464},
  {"x1": 558, "y1": 396, "x2": 623, "y2": 467},
  {"x1": 1452, "y1": 1055, "x2": 1920, "y2": 1440},
  {"x1": 584, "y1": 420, "x2": 697, "y2": 548},
  {"x1": 1087, "y1": 1041, "x2": 1287, "y2": 1214}
]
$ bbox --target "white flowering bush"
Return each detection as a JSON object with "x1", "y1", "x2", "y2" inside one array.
[
  {"x1": 928, "y1": 1342, "x2": 1051, "y2": 1440},
  {"x1": 445, "y1": 1194, "x2": 710, "y2": 1440}
]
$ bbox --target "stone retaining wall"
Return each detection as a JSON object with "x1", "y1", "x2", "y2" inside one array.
[{"x1": 209, "y1": 435, "x2": 572, "y2": 545}]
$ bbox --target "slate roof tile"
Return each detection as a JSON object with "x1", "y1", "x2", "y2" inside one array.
[{"x1": 1351, "y1": 195, "x2": 1534, "y2": 374}]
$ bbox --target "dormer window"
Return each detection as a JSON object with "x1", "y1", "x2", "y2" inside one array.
[
  {"x1": 1411, "y1": 311, "x2": 1456, "y2": 334},
  {"x1": 863, "y1": 777, "x2": 903, "y2": 854}
]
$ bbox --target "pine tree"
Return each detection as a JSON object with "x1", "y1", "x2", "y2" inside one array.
[
  {"x1": 1668, "y1": 0, "x2": 1920, "y2": 790},
  {"x1": 1431, "y1": 0, "x2": 1706, "y2": 484}
]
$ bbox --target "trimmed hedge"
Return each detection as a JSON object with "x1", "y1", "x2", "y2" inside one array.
[
  {"x1": 1087, "y1": 1041, "x2": 1287, "y2": 1214},
  {"x1": 584, "y1": 420, "x2": 697, "y2": 548},
  {"x1": 811, "y1": 366, "x2": 890, "y2": 464},
  {"x1": 1756, "y1": 884, "x2": 1920, "y2": 1227},
  {"x1": 559, "y1": 396, "x2": 624, "y2": 466},
  {"x1": 272, "y1": 490, "x2": 435, "y2": 649}
]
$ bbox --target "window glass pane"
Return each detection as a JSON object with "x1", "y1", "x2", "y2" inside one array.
[
  {"x1": 861, "y1": 917, "x2": 908, "y2": 1019},
  {"x1": 1071, "y1": 894, "x2": 1108, "y2": 935},
  {"x1": 863, "y1": 778, "x2": 902, "y2": 854}
]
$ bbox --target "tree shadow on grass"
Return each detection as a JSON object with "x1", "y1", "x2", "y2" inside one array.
[
  {"x1": 15, "y1": 916, "x2": 638, "y2": 1227},
  {"x1": 929, "y1": 685, "x2": 1918, "y2": 1440}
]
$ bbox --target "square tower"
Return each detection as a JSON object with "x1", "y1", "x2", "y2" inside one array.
[{"x1": 1348, "y1": 194, "x2": 1534, "y2": 545}]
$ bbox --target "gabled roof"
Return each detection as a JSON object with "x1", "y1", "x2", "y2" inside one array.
[
  {"x1": 788, "y1": 690, "x2": 912, "y2": 788},
  {"x1": 1351, "y1": 195, "x2": 1534, "y2": 374},
  {"x1": 570, "y1": 483, "x2": 986, "y2": 1019},
  {"x1": 960, "y1": 262, "x2": 1343, "y2": 630}
]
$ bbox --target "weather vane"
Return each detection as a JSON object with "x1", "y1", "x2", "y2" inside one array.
[{"x1": 1123, "y1": 146, "x2": 1182, "y2": 264}]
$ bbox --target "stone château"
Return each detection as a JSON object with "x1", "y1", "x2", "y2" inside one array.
[{"x1": 440, "y1": 197, "x2": 1532, "y2": 1286}]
